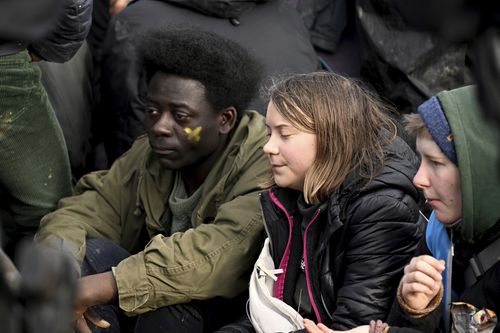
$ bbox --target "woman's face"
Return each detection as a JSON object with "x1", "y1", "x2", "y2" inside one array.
[
  {"x1": 263, "y1": 101, "x2": 317, "y2": 191},
  {"x1": 413, "y1": 132, "x2": 462, "y2": 224}
]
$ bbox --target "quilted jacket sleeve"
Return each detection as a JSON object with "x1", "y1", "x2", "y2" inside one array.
[
  {"x1": 31, "y1": 0, "x2": 92, "y2": 62},
  {"x1": 331, "y1": 188, "x2": 422, "y2": 330}
]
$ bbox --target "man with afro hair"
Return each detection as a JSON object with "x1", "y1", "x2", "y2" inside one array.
[{"x1": 35, "y1": 27, "x2": 269, "y2": 333}]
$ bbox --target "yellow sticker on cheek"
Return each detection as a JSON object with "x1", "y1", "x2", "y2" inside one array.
[{"x1": 184, "y1": 126, "x2": 202, "y2": 143}]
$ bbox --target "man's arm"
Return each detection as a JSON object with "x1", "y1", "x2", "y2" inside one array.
[
  {"x1": 34, "y1": 140, "x2": 147, "y2": 268},
  {"x1": 113, "y1": 149, "x2": 269, "y2": 315},
  {"x1": 114, "y1": 191, "x2": 265, "y2": 314}
]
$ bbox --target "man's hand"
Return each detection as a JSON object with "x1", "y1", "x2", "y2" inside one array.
[
  {"x1": 74, "y1": 272, "x2": 118, "y2": 332},
  {"x1": 109, "y1": 0, "x2": 129, "y2": 16},
  {"x1": 28, "y1": 50, "x2": 43, "y2": 62},
  {"x1": 75, "y1": 307, "x2": 111, "y2": 333},
  {"x1": 399, "y1": 255, "x2": 445, "y2": 310},
  {"x1": 303, "y1": 319, "x2": 370, "y2": 333}
]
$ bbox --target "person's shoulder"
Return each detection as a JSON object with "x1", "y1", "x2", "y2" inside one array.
[
  {"x1": 383, "y1": 136, "x2": 420, "y2": 180},
  {"x1": 342, "y1": 171, "x2": 420, "y2": 227},
  {"x1": 109, "y1": 135, "x2": 151, "y2": 176},
  {"x1": 119, "y1": 135, "x2": 150, "y2": 159},
  {"x1": 239, "y1": 110, "x2": 266, "y2": 132},
  {"x1": 230, "y1": 110, "x2": 268, "y2": 149}
]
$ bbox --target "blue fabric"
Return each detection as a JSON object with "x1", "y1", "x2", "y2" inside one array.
[
  {"x1": 418, "y1": 96, "x2": 458, "y2": 165},
  {"x1": 425, "y1": 212, "x2": 458, "y2": 322},
  {"x1": 425, "y1": 212, "x2": 449, "y2": 276}
]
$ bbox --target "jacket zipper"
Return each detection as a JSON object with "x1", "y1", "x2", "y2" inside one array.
[
  {"x1": 444, "y1": 230, "x2": 454, "y2": 333},
  {"x1": 303, "y1": 208, "x2": 323, "y2": 323},
  {"x1": 269, "y1": 190, "x2": 295, "y2": 300}
]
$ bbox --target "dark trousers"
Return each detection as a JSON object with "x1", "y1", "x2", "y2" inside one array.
[
  {"x1": 0, "y1": 51, "x2": 73, "y2": 251},
  {"x1": 82, "y1": 239, "x2": 249, "y2": 333}
]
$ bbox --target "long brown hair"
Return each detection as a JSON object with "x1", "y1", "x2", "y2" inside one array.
[{"x1": 267, "y1": 72, "x2": 397, "y2": 204}]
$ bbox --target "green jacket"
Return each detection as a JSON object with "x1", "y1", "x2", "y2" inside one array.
[
  {"x1": 437, "y1": 86, "x2": 500, "y2": 243},
  {"x1": 36, "y1": 111, "x2": 270, "y2": 315}
]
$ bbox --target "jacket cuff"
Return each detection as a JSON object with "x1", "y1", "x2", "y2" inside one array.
[
  {"x1": 114, "y1": 251, "x2": 152, "y2": 314},
  {"x1": 397, "y1": 283, "x2": 443, "y2": 318}
]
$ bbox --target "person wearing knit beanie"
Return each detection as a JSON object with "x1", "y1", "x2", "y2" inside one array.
[
  {"x1": 382, "y1": 85, "x2": 500, "y2": 333},
  {"x1": 417, "y1": 96, "x2": 458, "y2": 166}
]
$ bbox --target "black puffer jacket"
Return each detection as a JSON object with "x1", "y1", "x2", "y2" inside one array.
[
  {"x1": 160, "y1": 0, "x2": 269, "y2": 18},
  {"x1": 261, "y1": 136, "x2": 424, "y2": 330},
  {"x1": 0, "y1": 0, "x2": 92, "y2": 62}
]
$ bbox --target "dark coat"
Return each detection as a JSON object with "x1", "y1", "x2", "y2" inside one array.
[
  {"x1": 261, "y1": 136, "x2": 423, "y2": 330},
  {"x1": 0, "y1": 0, "x2": 92, "y2": 61}
]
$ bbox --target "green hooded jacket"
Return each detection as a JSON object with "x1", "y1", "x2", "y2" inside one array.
[
  {"x1": 35, "y1": 111, "x2": 270, "y2": 315},
  {"x1": 437, "y1": 86, "x2": 500, "y2": 243}
]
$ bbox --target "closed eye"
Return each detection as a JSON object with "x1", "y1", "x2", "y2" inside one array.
[{"x1": 430, "y1": 159, "x2": 444, "y2": 166}]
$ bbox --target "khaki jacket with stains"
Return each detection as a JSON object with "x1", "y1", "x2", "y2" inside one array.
[{"x1": 36, "y1": 111, "x2": 270, "y2": 315}]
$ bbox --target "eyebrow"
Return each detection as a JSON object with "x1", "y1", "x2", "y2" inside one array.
[
  {"x1": 417, "y1": 150, "x2": 447, "y2": 160},
  {"x1": 145, "y1": 96, "x2": 195, "y2": 112},
  {"x1": 265, "y1": 123, "x2": 294, "y2": 129}
]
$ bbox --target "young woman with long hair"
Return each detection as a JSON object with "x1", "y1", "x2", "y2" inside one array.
[{"x1": 245, "y1": 72, "x2": 424, "y2": 333}]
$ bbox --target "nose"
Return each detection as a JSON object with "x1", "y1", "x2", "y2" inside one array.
[
  {"x1": 151, "y1": 112, "x2": 174, "y2": 137},
  {"x1": 263, "y1": 134, "x2": 279, "y2": 155},
  {"x1": 413, "y1": 163, "x2": 430, "y2": 189}
]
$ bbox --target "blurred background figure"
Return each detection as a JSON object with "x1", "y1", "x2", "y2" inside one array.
[
  {"x1": 0, "y1": 0, "x2": 91, "y2": 254},
  {"x1": 1, "y1": 1, "x2": 91, "y2": 331}
]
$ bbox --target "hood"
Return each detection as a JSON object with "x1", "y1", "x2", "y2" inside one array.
[
  {"x1": 436, "y1": 85, "x2": 500, "y2": 243},
  {"x1": 346, "y1": 135, "x2": 421, "y2": 202}
]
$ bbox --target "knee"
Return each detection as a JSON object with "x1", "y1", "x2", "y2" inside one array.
[
  {"x1": 134, "y1": 304, "x2": 203, "y2": 333},
  {"x1": 82, "y1": 238, "x2": 130, "y2": 275}
]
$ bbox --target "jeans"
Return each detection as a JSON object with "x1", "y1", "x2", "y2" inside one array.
[{"x1": 82, "y1": 239, "x2": 248, "y2": 333}]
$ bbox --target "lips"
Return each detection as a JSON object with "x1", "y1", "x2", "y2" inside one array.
[
  {"x1": 269, "y1": 159, "x2": 285, "y2": 168},
  {"x1": 151, "y1": 144, "x2": 177, "y2": 155},
  {"x1": 426, "y1": 198, "x2": 441, "y2": 206},
  {"x1": 271, "y1": 164, "x2": 285, "y2": 171}
]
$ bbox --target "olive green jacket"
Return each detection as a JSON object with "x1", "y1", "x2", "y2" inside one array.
[{"x1": 36, "y1": 111, "x2": 269, "y2": 315}]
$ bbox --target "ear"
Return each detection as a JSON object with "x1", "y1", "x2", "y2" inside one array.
[{"x1": 219, "y1": 106, "x2": 237, "y2": 134}]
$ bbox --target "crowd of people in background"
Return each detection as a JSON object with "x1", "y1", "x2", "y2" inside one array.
[{"x1": 1, "y1": 1, "x2": 499, "y2": 333}]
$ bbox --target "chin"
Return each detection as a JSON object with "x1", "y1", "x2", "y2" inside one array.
[
  {"x1": 274, "y1": 178, "x2": 290, "y2": 189},
  {"x1": 158, "y1": 159, "x2": 182, "y2": 171},
  {"x1": 435, "y1": 211, "x2": 462, "y2": 225},
  {"x1": 274, "y1": 180, "x2": 287, "y2": 189}
]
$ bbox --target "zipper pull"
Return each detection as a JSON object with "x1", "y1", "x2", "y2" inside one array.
[{"x1": 256, "y1": 264, "x2": 283, "y2": 281}]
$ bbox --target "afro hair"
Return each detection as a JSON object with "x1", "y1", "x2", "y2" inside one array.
[{"x1": 138, "y1": 26, "x2": 263, "y2": 117}]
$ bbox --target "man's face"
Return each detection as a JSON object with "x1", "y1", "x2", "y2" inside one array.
[
  {"x1": 413, "y1": 132, "x2": 462, "y2": 224},
  {"x1": 144, "y1": 72, "x2": 225, "y2": 172}
]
